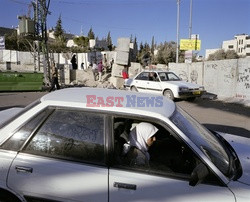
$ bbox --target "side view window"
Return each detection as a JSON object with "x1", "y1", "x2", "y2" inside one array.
[
  {"x1": 136, "y1": 72, "x2": 149, "y2": 80},
  {"x1": 0, "y1": 108, "x2": 52, "y2": 151},
  {"x1": 23, "y1": 109, "x2": 105, "y2": 165},
  {"x1": 113, "y1": 117, "x2": 198, "y2": 176},
  {"x1": 148, "y1": 72, "x2": 159, "y2": 81}
]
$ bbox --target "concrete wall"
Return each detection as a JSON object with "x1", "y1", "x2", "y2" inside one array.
[
  {"x1": 0, "y1": 50, "x2": 115, "y2": 72},
  {"x1": 169, "y1": 57, "x2": 250, "y2": 103}
]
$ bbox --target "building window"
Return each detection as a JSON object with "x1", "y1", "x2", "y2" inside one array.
[
  {"x1": 247, "y1": 44, "x2": 250, "y2": 48},
  {"x1": 228, "y1": 45, "x2": 233, "y2": 49}
]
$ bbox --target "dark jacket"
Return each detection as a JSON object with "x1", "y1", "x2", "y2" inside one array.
[{"x1": 124, "y1": 146, "x2": 149, "y2": 167}]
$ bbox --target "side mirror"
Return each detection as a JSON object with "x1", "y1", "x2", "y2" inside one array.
[{"x1": 189, "y1": 163, "x2": 209, "y2": 186}]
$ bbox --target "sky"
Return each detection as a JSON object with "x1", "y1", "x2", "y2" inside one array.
[{"x1": 0, "y1": 0, "x2": 250, "y2": 56}]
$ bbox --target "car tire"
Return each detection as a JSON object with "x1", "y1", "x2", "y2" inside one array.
[
  {"x1": 163, "y1": 90, "x2": 174, "y2": 100},
  {"x1": 131, "y1": 86, "x2": 138, "y2": 92}
]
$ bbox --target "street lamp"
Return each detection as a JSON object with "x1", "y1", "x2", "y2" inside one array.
[{"x1": 176, "y1": 0, "x2": 180, "y2": 63}]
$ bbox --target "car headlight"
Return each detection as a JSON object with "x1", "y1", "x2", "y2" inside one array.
[
  {"x1": 199, "y1": 86, "x2": 205, "y2": 91},
  {"x1": 179, "y1": 87, "x2": 189, "y2": 91}
]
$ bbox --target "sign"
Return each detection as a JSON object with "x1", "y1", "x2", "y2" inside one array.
[
  {"x1": 191, "y1": 34, "x2": 199, "y2": 40},
  {"x1": 0, "y1": 36, "x2": 5, "y2": 50},
  {"x1": 185, "y1": 50, "x2": 193, "y2": 63},
  {"x1": 180, "y1": 39, "x2": 201, "y2": 51}
]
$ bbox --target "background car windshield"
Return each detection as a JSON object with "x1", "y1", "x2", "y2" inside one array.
[
  {"x1": 170, "y1": 106, "x2": 230, "y2": 176},
  {"x1": 158, "y1": 72, "x2": 181, "y2": 81}
]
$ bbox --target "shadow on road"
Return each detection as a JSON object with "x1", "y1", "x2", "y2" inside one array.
[{"x1": 191, "y1": 98, "x2": 250, "y2": 118}]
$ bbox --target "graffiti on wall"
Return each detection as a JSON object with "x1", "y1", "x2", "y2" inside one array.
[
  {"x1": 190, "y1": 70, "x2": 198, "y2": 83},
  {"x1": 205, "y1": 63, "x2": 217, "y2": 70},
  {"x1": 237, "y1": 67, "x2": 250, "y2": 89},
  {"x1": 178, "y1": 71, "x2": 188, "y2": 82},
  {"x1": 223, "y1": 68, "x2": 235, "y2": 83}
]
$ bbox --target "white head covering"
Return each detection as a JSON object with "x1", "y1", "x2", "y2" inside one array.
[{"x1": 129, "y1": 122, "x2": 158, "y2": 160}]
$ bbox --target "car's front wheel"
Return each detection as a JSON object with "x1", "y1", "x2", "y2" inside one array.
[
  {"x1": 163, "y1": 90, "x2": 174, "y2": 100},
  {"x1": 131, "y1": 86, "x2": 138, "y2": 92}
]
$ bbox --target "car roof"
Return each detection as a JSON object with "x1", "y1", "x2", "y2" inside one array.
[
  {"x1": 40, "y1": 87, "x2": 176, "y2": 118},
  {"x1": 141, "y1": 69, "x2": 170, "y2": 73}
]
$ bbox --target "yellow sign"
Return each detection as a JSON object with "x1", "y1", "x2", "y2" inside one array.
[{"x1": 180, "y1": 39, "x2": 201, "y2": 50}]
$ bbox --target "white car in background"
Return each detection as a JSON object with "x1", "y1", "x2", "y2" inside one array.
[
  {"x1": 125, "y1": 70, "x2": 205, "y2": 101},
  {"x1": 0, "y1": 88, "x2": 249, "y2": 202}
]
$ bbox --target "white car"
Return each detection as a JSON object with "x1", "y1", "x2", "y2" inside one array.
[
  {"x1": 0, "y1": 87, "x2": 249, "y2": 202},
  {"x1": 125, "y1": 70, "x2": 205, "y2": 101}
]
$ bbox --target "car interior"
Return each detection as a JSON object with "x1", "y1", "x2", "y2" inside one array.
[{"x1": 113, "y1": 117, "x2": 198, "y2": 176}]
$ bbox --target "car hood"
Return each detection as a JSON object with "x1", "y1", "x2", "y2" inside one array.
[
  {"x1": 0, "y1": 107, "x2": 24, "y2": 126},
  {"x1": 218, "y1": 132, "x2": 250, "y2": 185},
  {"x1": 162, "y1": 80, "x2": 201, "y2": 88}
]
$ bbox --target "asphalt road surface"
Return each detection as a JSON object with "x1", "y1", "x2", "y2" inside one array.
[{"x1": 0, "y1": 91, "x2": 249, "y2": 138}]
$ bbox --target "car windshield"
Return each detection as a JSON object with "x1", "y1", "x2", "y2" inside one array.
[
  {"x1": 158, "y1": 72, "x2": 181, "y2": 81},
  {"x1": 170, "y1": 106, "x2": 230, "y2": 177}
]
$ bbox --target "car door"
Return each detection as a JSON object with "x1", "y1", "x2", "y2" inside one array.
[
  {"x1": 109, "y1": 169, "x2": 235, "y2": 202},
  {"x1": 146, "y1": 72, "x2": 162, "y2": 95},
  {"x1": 132, "y1": 72, "x2": 150, "y2": 93},
  {"x1": 7, "y1": 108, "x2": 108, "y2": 202},
  {"x1": 109, "y1": 116, "x2": 235, "y2": 202}
]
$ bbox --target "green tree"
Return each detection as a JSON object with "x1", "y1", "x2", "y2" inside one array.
[
  {"x1": 156, "y1": 41, "x2": 177, "y2": 65},
  {"x1": 225, "y1": 50, "x2": 239, "y2": 59},
  {"x1": 137, "y1": 42, "x2": 151, "y2": 66},
  {"x1": 131, "y1": 36, "x2": 138, "y2": 62},
  {"x1": 151, "y1": 36, "x2": 155, "y2": 55},
  {"x1": 207, "y1": 49, "x2": 239, "y2": 61},
  {"x1": 73, "y1": 36, "x2": 89, "y2": 49},
  {"x1": 5, "y1": 32, "x2": 18, "y2": 50},
  {"x1": 151, "y1": 36, "x2": 156, "y2": 64},
  {"x1": 107, "y1": 31, "x2": 113, "y2": 51},
  {"x1": 54, "y1": 15, "x2": 65, "y2": 42},
  {"x1": 88, "y1": 27, "x2": 95, "y2": 39}
]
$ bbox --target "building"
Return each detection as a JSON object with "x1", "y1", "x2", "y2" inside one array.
[
  {"x1": 222, "y1": 34, "x2": 250, "y2": 56},
  {"x1": 205, "y1": 34, "x2": 250, "y2": 59}
]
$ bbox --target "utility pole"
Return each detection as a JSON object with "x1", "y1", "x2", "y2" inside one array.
[
  {"x1": 176, "y1": 0, "x2": 180, "y2": 63},
  {"x1": 189, "y1": 0, "x2": 193, "y2": 38},
  {"x1": 33, "y1": 0, "x2": 51, "y2": 86}
]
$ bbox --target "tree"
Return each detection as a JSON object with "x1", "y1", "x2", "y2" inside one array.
[
  {"x1": 107, "y1": 31, "x2": 113, "y2": 51},
  {"x1": 151, "y1": 36, "x2": 155, "y2": 55},
  {"x1": 151, "y1": 36, "x2": 155, "y2": 64},
  {"x1": 136, "y1": 42, "x2": 151, "y2": 66},
  {"x1": 156, "y1": 41, "x2": 176, "y2": 65},
  {"x1": 225, "y1": 50, "x2": 239, "y2": 59},
  {"x1": 131, "y1": 36, "x2": 138, "y2": 62},
  {"x1": 87, "y1": 27, "x2": 95, "y2": 39},
  {"x1": 54, "y1": 15, "x2": 65, "y2": 42},
  {"x1": 207, "y1": 49, "x2": 239, "y2": 61},
  {"x1": 73, "y1": 36, "x2": 89, "y2": 49}
]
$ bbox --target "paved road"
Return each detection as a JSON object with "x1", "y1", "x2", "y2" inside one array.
[{"x1": 0, "y1": 91, "x2": 249, "y2": 137}]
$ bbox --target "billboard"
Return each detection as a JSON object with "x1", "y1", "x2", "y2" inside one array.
[
  {"x1": 180, "y1": 39, "x2": 201, "y2": 51},
  {"x1": 0, "y1": 36, "x2": 5, "y2": 50}
]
